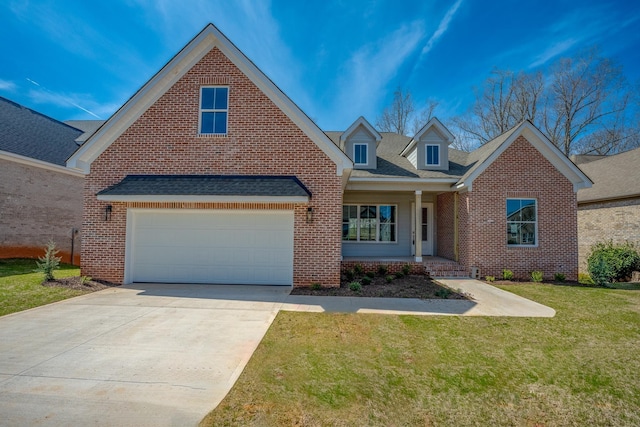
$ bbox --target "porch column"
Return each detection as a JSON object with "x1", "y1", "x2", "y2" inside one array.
[{"x1": 415, "y1": 190, "x2": 422, "y2": 262}]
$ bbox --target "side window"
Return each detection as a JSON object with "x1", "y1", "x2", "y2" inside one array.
[
  {"x1": 200, "y1": 87, "x2": 228, "y2": 135},
  {"x1": 425, "y1": 144, "x2": 440, "y2": 166},
  {"x1": 353, "y1": 143, "x2": 368, "y2": 165},
  {"x1": 507, "y1": 199, "x2": 537, "y2": 245}
]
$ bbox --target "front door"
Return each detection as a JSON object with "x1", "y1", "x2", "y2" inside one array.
[{"x1": 411, "y1": 202, "x2": 434, "y2": 256}]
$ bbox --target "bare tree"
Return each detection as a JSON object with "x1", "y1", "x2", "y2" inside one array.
[
  {"x1": 376, "y1": 88, "x2": 415, "y2": 135},
  {"x1": 453, "y1": 49, "x2": 638, "y2": 155},
  {"x1": 411, "y1": 99, "x2": 439, "y2": 135}
]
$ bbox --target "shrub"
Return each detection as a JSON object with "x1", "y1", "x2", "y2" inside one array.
[
  {"x1": 344, "y1": 269, "x2": 355, "y2": 281},
  {"x1": 349, "y1": 281, "x2": 362, "y2": 292},
  {"x1": 435, "y1": 288, "x2": 452, "y2": 298},
  {"x1": 485, "y1": 275, "x2": 495, "y2": 283},
  {"x1": 385, "y1": 275, "x2": 394, "y2": 283},
  {"x1": 362, "y1": 276, "x2": 372, "y2": 286},
  {"x1": 531, "y1": 270, "x2": 544, "y2": 283},
  {"x1": 35, "y1": 241, "x2": 61, "y2": 282},
  {"x1": 378, "y1": 265, "x2": 389, "y2": 276},
  {"x1": 395, "y1": 271, "x2": 404, "y2": 278},
  {"x1": 311, "y1": 282, "x2": 322, "y2": 290},
  {"x1": 502, "y1": 269, "x2": 514, "y2": 281},
  {"x1": 81, "y1": 276, "x2": 92, "y2": 286},
  {"x1": 587, "y1": 241, "x2": 640, "y2": 285},
  {"x1": 402, "y1": 264, "x2": 412, "y2": 275},
  {"x1": 578, "y1": 272, "x2": 594, "y2": 285},
  {"x1": 365, "y1": 271, "x2": 375, "y2": 279},
  {"x1": 554, "y1": 272, "x2": 566, "y2": 282},
  {"x1": 354, "y1": 264, "x2": 364, "y2": 275}
]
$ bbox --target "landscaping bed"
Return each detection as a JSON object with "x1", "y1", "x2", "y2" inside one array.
[
  {"x1": 291, "y1": 273, "x2": 467, "y2": 299},
  {"x1": 42, "y1": 276, "x2": 118, "y2": 291}
]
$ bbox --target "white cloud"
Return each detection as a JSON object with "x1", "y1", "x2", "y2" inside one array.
[
  {"x1": 529, "y1": 39, "x2": 578, "y2": 68},
  {"x1": 331, "y1": 21, "x2": 425, "y2": 126},
  {"x1": 421, "y1": 0, "x2": 464, "y2": 56},
  {"x1": 0, "y1": 78, "x2": 17, "y2": 92},
  {"x1": 26, "y1": 85, "x2": 118, "y2": 119}
]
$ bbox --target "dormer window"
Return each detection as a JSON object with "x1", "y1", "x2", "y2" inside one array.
[
  {"x1": 200, "y1": 86, "x2": 228, "y2": 135},
  {"x1": 426, "y1": 144, "x2": 440, "y2": 166},
  {"x1": 354, "y1": 143, "x2": 368, "y2": 166}
]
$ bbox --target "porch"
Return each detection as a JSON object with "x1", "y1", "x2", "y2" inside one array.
[{"x1": 341, "y1": 256, "x2": 470, "y2": 278}]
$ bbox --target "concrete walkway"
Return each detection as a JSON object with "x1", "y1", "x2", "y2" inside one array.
[
  {"x1": 0, "y1": 279, "x2": 553, "y2": 427},
  {"x1": 282, "y1": 279, "x2": 556, "y2": 317}
]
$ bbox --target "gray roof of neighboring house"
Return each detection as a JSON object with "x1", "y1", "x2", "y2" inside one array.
[
  {"x1": 64, "y1": 120, "x2": 106, "y2": 144},
  {"x1": 570, "y1": 154, "x2": 607, "y2": 165},
  {"x1": 97, "y1": 175, "x2": 312, "y2": 197},
  {"x1": 0, "y1": 96, "x2": 83, "y2": 166},
  {"x1": 577, "y1": 147, "x2": 640, "y2": 203}
]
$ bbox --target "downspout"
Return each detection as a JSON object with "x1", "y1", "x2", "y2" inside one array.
[{"x1": 454, "y1": 192, "x2": 459, "y2": 262}]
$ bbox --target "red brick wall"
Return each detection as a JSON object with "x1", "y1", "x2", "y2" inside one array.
[
  {"x1": 436, "y1": 192, "x2": 455, "y2": 260},
  {"x1": 459, "y1": 136, "x2": 578, "y2": 280},
  {"x1": 1, "y1": 158, "x2": 83, "y2": 264},
  {"x1": 82, "y1": 47, "x2": 342, "y2": 286}
]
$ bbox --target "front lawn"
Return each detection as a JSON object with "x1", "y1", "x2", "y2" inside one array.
[
  {"x1": 203, "y1": 284, "x2": 640, "y2": 426},
  {"x1": 0, "y1": 258, "x2": 89, "y2": 316}
]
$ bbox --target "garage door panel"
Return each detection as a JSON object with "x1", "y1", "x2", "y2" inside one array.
[{"x1": 130, "y1": 210, "x2": 293, "y2": 285}]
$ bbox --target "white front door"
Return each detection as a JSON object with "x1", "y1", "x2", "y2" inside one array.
[{"x1": 421, "y1": 203, "x2": 434, "y2": 256}]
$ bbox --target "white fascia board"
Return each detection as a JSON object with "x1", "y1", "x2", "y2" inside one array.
[
  {"x1": 346, "y1": 177, "x2": 458, "y2": 192},
  {"x1": 96, "y1": 194, "x2": 310, "y2": 203},
  {"x1": 348, "y1": 177, "x2": 458, "y2": 183},
  {"x1": 1, "y1": 150, "x2": 85, "y2": 177},
  {"x1": 340, "y1": 116, "x2": 382, "y2": 143}
]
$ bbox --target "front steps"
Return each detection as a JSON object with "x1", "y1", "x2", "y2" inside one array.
[{"x1": 423, "y1": 259, "x2": 470, "y2": 278}]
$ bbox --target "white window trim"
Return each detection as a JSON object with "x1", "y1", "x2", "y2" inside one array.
[
  {"x1": 342, "y1": 204, "x2": 397, "y2": 243},
  {"x1": 353, "y1": 143, "x2": 368, "y2": 166},
  {"x1": 506, "y1": 198, "x2": 538, "y2": 247},
  {"x1": 425, "y1": 144, "x2": 440, "y2": 166},
  {"x1": 199, "y1": 86, "x2": 229, "y2": 136}
]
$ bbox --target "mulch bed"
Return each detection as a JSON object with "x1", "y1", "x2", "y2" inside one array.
[
  {"x1": 291, "y1": 274, "x2": 468, "y2": 299},
  {"x1": 42, "y1": 276, "x2": 119, "y2": 291}
]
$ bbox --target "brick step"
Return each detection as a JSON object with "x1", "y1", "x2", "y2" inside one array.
[{"x1": 424, "y1": 261, "x2": 469, "y2": 278}]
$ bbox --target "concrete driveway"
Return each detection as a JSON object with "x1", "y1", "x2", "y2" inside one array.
[{"x1": 0, "y1": 283, "x2": 290, "y2": 427}]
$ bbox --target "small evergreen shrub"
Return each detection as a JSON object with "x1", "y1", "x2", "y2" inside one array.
[
  {"x1": 35, "y1": 241, "x2": 61, "y2": 282},
  {"x1": 587, "y1": 241, "x2": 640, "y2": 285},
  {"x1": 385, "y1": 275, "x2": 394, "y2": 283},
  {"x1": 354, "y1": 264, "x2": 364, "y2": 275},
  {"x1": 362, "y1": 276, "x2": 372, "y2": 286},
  {"x1": 349, "y1": 281, "x2": 362, "y2": 292},
  {"x1": 378, "y1": 265, "x2": 389, "y2": 276},
  {"x1": 531, "y1": 270, "x2": 544, "y2": 283},
  {"x1": 502, "y1": 269, "x2": 514, "y2": 281},
  {"x1": 578, "y1": 273, "x2": 594, "y2": 285},
  {"x1": 554, "y1": 272, "x2": 566, "y2": 282},
  {"x1": 402, "y1": 264, "x2": 412, "y2": 275},
  {"x1": 395, "y1": 271, "x2": 404, "y2": 278},
  {"x1": 311, "y1": 282, "x2": 322, "y2": 290},
  {"x1": 81, "y1": 276, "x2": 92, "y2": 286},
  {"x1": 485, "y1": 275, "x2": 495, "y2": 283},
  {"x1": 344, "y1": 269, "x2": 355, "y2": 281},
  {"x1": 435, "y1": 288, "x2": 452, "y2": 298},
  {"x1": 365, "y1": 271, "x2": 375, "y2": 279}
]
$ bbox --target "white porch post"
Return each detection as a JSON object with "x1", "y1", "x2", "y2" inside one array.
[{"x1": 415, "y1": 190, "x2": 422, "y2": 262}]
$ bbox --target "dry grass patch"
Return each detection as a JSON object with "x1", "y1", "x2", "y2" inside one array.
[{"x1": 202, "y1": 284, "x2": 640, "y2": 426}]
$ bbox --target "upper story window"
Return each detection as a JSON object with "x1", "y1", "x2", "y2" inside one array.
[
  {"x1": 353, "y1": 143, "x2": 368, "y2": 165},
  {"x1": 200, "y1": 86, "x2": 228, "y2": 135},
  {"x1": 425, "y1": 144, "x2": 440, "y2": 166},
  {"x1": 507, "y1": 198, "x2": 537, "y2": 246}
]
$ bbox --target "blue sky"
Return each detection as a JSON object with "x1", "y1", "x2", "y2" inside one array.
[{"x1": 1, "y1": 0, "x2": 639, "y2": 131}]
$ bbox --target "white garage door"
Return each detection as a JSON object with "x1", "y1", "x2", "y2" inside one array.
[{"x1": 128, "y1": 210, "x2": 294, "y2": 285}]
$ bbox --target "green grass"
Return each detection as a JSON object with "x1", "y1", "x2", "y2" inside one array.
[
  {"x1": 0, "y1": 258, "x2": 87, "y2": 316},
  {"x1": 202, "y1": 284, "x2": 640, "y2": 426}
]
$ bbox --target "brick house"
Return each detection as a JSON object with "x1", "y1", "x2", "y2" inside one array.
[
  {"x1": 0, "y1": 96, "x2": 89, "y2": 264},
  {"x1": 575, "y1": 148, "x2": 640, "y2": 271},
  {"x1": 67, "y1": 24, "x2": 591, "y2": 286}
]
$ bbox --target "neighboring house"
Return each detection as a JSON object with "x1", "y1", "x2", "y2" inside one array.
[
  {"x1": 67, "y1": 24, "x2": 591, "y2": 286},
  {"x1": 575, "y1": 148, "x2": 640, "y2": 271},
  {"x1": 0, "y1": 96, "x2": 86, "y2": 263}
]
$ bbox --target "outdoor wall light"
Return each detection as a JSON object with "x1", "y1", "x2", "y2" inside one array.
[
  {"x1": 105, "y1": 205, "x2": 113, "y2": 221},
  {"x1": 306, "y1": 207, "x2": 314, "y2": 223}
]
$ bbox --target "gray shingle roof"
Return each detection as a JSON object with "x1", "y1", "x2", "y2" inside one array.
[
  {"x1": 64, "y1": 120, "x2": 106, "y2": 143},
  {"x1": 98, "y1": 175, "x2": 312, "y2": 197},
  {"x1": 0, "y1": 96, "x2": 83, "y2": 166},
  {"x1": 577, "y1": 147, "x2": 640, "y2": 203}
]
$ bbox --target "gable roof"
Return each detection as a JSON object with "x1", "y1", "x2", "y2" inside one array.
[
  {"x1": 0, "y1": 96, "x2": 82, "y2": 166},
  {"x1": 400, "y1": 117, "x2": 454, "y2": 156},
  {"x1": 577, "y1": 146, "x2": 640, "y2": 203},
  {"x1": 64, "y1": 120, "x2": 106, "y2": 144},
  {"x1": 67, "y1": 23, "x2": 351, "y2": 176},
  {"x1": 340, "y1": 116, "x2": 382, "y2": 145},
  {"x1": 454, "y1": 121, "x2": 592, "y2": 192}
]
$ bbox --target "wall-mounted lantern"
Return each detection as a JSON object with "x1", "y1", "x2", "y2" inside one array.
[
  {"x1": 105, "y1": 205, "x2": 113, "y2": 221},
  {"x1": 306, "y1": 207, "x2": 314, "y2": 223}
]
